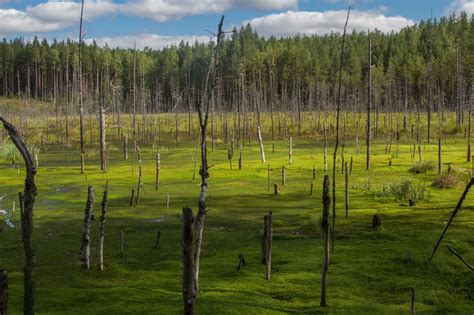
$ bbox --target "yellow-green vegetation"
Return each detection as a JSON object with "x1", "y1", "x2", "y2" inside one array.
[{"x1": 0, "y1": 110, "x2": 473, "y2": 314}]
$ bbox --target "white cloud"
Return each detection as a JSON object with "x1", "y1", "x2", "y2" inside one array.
[
  {"x1": 444, "y1": 0, "x2": 474, "y2": 15},
  {"x1": 244, "y1": 10, "x2": 415, "y2": 37},
  {"x1": 0, "y1": 8, "x2": 68, "y2": 33},
  {"x1": 27, "y1": 0, "x2": 118, "y2": 24},
  {"x1": 122, "y1": 0, "x2": 298, "y2": 22},
  {"x1": 88, "y1": 33, "x2": 210, "y2": 50}
]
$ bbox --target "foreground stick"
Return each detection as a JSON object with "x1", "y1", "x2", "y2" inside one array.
[
  {"x1": 331, "y1": 6, "x2": 351, "y2": 252},
  {"x1": 428, "y1": 178, "x2": 474, "y2": 261},
  {"x1": 320, "y1": 175, "x2": 330, "y2": 307},
  {"x1": 193, "y1": 15, "x2": 225, "y2": 295},
  {"x1": 182, "y1": 207, "x2": 195, "y2": 315},
  {"x1": 1, "y1": 117, "x2": 37, "y2": 315},
  {"x1": 447, "y1": 246, "x2": 474, "y2": 271}
]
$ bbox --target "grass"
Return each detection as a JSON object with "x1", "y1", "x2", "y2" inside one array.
[{"x1": 0, "y1": 110, "x2": 473, "y2": 314}]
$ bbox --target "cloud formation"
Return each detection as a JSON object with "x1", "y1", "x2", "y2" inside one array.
[
  {"x1": 444, "y1": 0, "x2": 474, "y2": 16},
  {"x1": 244, "y1": 10, "x2": 415, "y2": 37}
]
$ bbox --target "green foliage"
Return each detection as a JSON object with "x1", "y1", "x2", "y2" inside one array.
[{"x1": 378, "y1": 179, "x2": 430, "y2": 202}]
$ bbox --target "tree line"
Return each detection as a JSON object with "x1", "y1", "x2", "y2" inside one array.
[{"x1": 0, "y1": 12, "x2": 473, "y2": 121}]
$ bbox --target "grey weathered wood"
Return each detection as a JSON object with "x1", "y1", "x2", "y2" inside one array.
[
  {"x1": 98, "y1": 182, "x2": 108, "y2": 271},
  {"x1": 320, "y1": 175, "x2": 330, "y2": 307},
  {"x1": 428, "y1": 178, "x2": 474, "y2": 261},
  {"x1": 81, "y1": 186, "x2": 94, "y2": 269},
  {"x1": 281, "y1": 165, "x2": 286, "y2": 186},
  {"x1": 1, "y1": 117, "x2": 37, "y2": 315},
  {"x1": 99, "y1": 106, "x2": 107, "y2": 171},
  {"x1": 182, "y1": 207, "x2": 195, "y2": 315},
  {"x1": 264, "y1": 211, "x2": 273, "y2": 280}
]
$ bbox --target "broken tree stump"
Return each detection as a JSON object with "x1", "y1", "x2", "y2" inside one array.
[
  {"x1": 155, "y1": 230, "x2": 161, "y2": 249},
  {"x1": 98, "y1": 182, "x2": 108, "y2": 271},
  {"x1": 81, "y1": 186, "x2": 94, "y2": 269},
  {"x1": 182, "y1": 207, "x2": 195, "y2": 315},
  {"x1": 274, "y1": 184, "x2": 280, "y2": 195},
  {"x1": 129, "y1": 188, "x2": 135, "y2": 207},
  {"x1": 263, "y1": 211, "x2": 273, "y2": 280},
  {"x1": 281, "y1": 165, "x2": 286, "y2": 185},
  {"x1": 372, "y1": 214, "x2": 381, "y2": 228},
  {"x1": 237, "y1": 254, "x2": 246, "y2": 271}
]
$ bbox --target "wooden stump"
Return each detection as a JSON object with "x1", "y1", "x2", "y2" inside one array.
[
  {"x1": 372, "y1": 214, "x2": 381, "y2": 228},
  {"x1": 274, "y1": 184, "x2": 280, "y2": 195}
]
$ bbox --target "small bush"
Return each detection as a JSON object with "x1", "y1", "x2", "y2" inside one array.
[
  {"x1": 410, "y1": 161, "x2": 435, "y2": 174},
  {"x1": 433, "y1": 173, "x2": 459, "y2": 189},
  {"x1": 443, "y1": 125, "x2": 463, "y2": 136},
  {"x1": 379, "y1": 180, "x2": 429, "y2": 202}
]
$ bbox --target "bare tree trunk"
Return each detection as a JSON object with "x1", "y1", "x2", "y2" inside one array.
[
  {"x1": 467, "y1": 83, "x2": 472, "y2": 162},
  {"x1": 98, "y1": 182, "x2": 108, "y2": 271},
  {"x1": 332, "y1": 7, "x2": 351, "y2": 252},
  {"x1": 345, "y1": 162, "x2": 349, "y2": 217},
  {"x1": 263, "y1": 211, "x2": 273, "y2": 280},
  {"x1": 193, "y1": 16, "x2": 225, "y2": 296},
  {"x1": 1, "y1": 117, "x2": 37, "y2": 315},
  {"x1": 79, "y1": 0, "x2": 86, "y2": 174},
  {"x1": 323, "y1": 122, "x2": 327, "y2": 171},
  {"x1": 155, "y1": 153, "x2": 160, "y2": 191},
  {"x1": 288, "y1": 136, "x2": 293, "y2": 165},
  {"x1": 81, "y1": 186, "x2": 94, "y2": 269},
  {"x1": 410, "y1": 288, "x2": 415, "y2": 315},
  {"x1": 99, "y1": 106, "x2": 106, "y2": 171},
  {"x1": 366, "y1": 33, "x2": 372, "y2": 171},
  {"x1": 124, "y1": 135, "x2": 128, "y2": 160},
  {"x1": 320, "y1": 175, "x2": 330, "y2": 307},
  {"x1": 182, "y1": 207, "x2": 195, "y2": 315}
]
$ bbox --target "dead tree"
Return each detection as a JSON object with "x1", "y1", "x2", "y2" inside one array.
[
  {"x1": 289, "y1": 136, "x2": 293, "y2": 165},
  {"x1": 99, "y1": 106, "x2": 107, "y2": 171},
  {"x1": 428, "y1": 177, "x2": 474, "y2": 261},
  {"x1": 320, "y1": 175, "x2": 330, "y2": 307},
  {"x1": 193, "y1": 15, "x2": 225, "y2": 295},
  {"x1": 98, "y1": 182, "x2": 108, "y2": 271},
  {"x1": 0, "y1": 269, "x2": 7, "y2": 315},
  {"x1": 263, "y1": 211, "x2": 273, "y2": 280},
  {"x1": 331, "y1": 6, "x2": 351, "y2": 252},
  {"x1": 182, "y1": 207, "x2": 195, "y2": 315},
  {"x1": 1, "y1": 117, "x2": 37, "y2": 315},
  {"x1": 81, "y1": 186, "x2": 94, "y2": 269},
  {"x1": 345, "y1": 162, "x2": 349, "y2": 217},
  {"x1": 155, "y1": 153, "x2": 160, "y2": 191},
  {"x1": 79, "y1": 0, "x2": 86, "y2": 173},
  {"x1": 410, "y1": 288, "x2": 416, "y2": 315},
  {"x1": 323, "y1": 122, "x2": 328, "y2": 171},
  {"x1": 468, "y1": 82, "x2": 472, "y2": 162},
  {"x1": 366, "y1": 31, "x2": 372, "y2": 171},
  {"x1": 256, "y1": 96, "x2": 266, "y2": 163},
  {"x1": 124, "y1": 135, "x2": 128, "y2": 160}
]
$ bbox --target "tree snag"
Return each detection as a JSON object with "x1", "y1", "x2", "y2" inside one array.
[
  {"x1": 81, "y1": 186, "x2": 94, "y2": 269},
  {"x1": 320, "y1": 175, "x2": 330, "y2": 307},
  {"x1": 1, "y1": 117, "x2": 37, "y2": 315},
  {"x1": 182, "y1": 207, "x2": 195, "y2": 315},
  {"x1": 428, "y1": 178, "x2": 474, "y2": 261},
  {"x1": 98, "y1": 182, "x2": 108, "y2": 271}
]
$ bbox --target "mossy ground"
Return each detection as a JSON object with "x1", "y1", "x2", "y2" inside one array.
[{"x1": 0, "y1": 110, "x2": 473, "y2": 314}]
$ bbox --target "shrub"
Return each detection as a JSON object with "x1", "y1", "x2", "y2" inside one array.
[
  {"x1": 379, "y1": 179, "x2": 429, "y2": 202},
  {"x1": 433, "y1": 173, "x2": 459, "y2": 189},
  {"x1": 410, "y1": 161, "x2": 435, "y2": 174}
]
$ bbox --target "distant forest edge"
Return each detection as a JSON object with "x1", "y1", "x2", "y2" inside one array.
[{"x1": 0, "y1": 12, "x2": 473, "y2": 116}]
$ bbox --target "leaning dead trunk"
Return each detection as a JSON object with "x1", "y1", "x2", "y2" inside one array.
[
  {"x1": 263, "y1": 211, "x2": 273, "y2": 280},
  {"x1": 1, "y1": 117, "x2": 37, "y2": 315},
  {"x1": 98, "y1": 182, "x2": 108, "y2": 271},
  {"x1": 81, "y1": 186, "x2": 94, "y2": 269}
]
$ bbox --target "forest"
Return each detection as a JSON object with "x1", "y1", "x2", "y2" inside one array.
[{"x1": 0, "y1": 5, "x2": 473, "y2": 315}]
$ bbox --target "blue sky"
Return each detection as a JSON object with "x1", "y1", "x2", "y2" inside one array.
[{"x1": 0, "y1": 0, "x2": 472, "y2": 49}]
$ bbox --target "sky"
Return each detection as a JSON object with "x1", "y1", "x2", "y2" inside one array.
[{"x1": 0, "y1": 0, "x2": 473, "y2": 50}]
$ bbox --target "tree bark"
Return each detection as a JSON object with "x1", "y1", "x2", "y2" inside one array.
[
  {"x1": 320, "y1": 175, "x2": 330, "y2": 307},
  {"x1": 182, "y1": 207, "x2": 195, "y2": 315},
  {"x1": 0, "y1": 269, "x2": 7, "y2": 315},
  {"x1": 81, "y1": 186, "x2": 94, "y2": 269},
  {"x1": 99, "y1": 106, "x2": 107, "y2": 171},
  {"x1": 263, "y1": 211, "x2": 273, "y2": 280},
  {"x1": 98, "y1": 182, "x2": 108, "y2": 271},
  {"x1": 1, "y1": 117, "x2": 37, "y2": 315}
]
